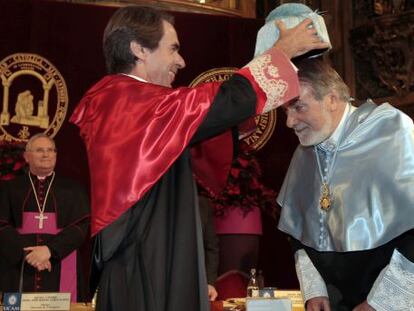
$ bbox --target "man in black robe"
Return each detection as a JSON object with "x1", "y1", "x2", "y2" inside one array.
[
  {"x1": 0, "y1": 134, "x2": 90, "y2": 302},
  {"x1": 70, "y1": 5, "x2": 329, "y2": 311}
]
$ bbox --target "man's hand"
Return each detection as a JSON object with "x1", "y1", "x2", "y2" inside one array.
[
  {"x1": 273, "y1": 18, "x2": 330, "y2": 59},
  {"x1": 24, "y1": 246, "x2": 52, "y2": 272},
  {"x1": 352, "y1": 301, "x2": 375, "y2": 311},
  {"x1": 306, "y1": 296, "x2": 331, "y2": 311},
  {"x1": 207, "y1": 284, "x2": 218, "y2": 301},
  {"x1": 33, "y1": 260, "x2": 52, "y2": 272}
]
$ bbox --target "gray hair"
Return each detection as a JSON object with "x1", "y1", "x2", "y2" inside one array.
[
  {"x1": 295, "y1": 58, "x2": 351, "y2": 103},
  {"x1": 25, "y1": 133, "x2": 56, "y2": 151}
]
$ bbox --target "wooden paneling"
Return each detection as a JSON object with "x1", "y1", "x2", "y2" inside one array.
[{"x1": 66, "y1": 0, "x2": 257, "y2": 18}]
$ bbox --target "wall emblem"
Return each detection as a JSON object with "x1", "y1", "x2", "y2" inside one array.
[
  {"x1": 0, "y1": 53, "x2": 68, "y2": 142},
  {"x1": 190, "y1": 67, "x2": 276, "y2": 150}
]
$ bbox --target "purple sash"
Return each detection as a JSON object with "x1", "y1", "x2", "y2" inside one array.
[{"x1": 17, "y1": 212, "x2": 77, "y2": 302}]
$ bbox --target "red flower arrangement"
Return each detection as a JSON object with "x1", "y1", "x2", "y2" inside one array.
[
  {"x1": 0, "y1": 141, "x2": 27, "y2": 181},
  {"x1": 202, "y1": 151, "x2": 279, "y2": 219}
]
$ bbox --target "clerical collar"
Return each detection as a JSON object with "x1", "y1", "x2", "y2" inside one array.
[
  {"x1": 122, "y1": 73, "x2": 147, "y2": 83},
  {"x1": 319, "y1": 104, "x2": 356, "y2": 150},
  {"x1": 31, "y1": 171, "x2": 55, "y2": 180}
]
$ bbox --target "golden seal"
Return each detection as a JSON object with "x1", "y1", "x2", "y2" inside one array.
[
  {"x1": 0, "y1": 53, "x2": 68, "y2": 142},
  {"x1": 189, "y1": 67, "x2": 276, "y2": 150},
  {"x1": 320, "y1": 183, "x2": 331, "y2": 211}
]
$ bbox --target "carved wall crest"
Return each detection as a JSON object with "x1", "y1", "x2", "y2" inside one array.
[
  {"x1": 351, "y1": 8, "x2": 414, "y2": 99},
  {"x1": 0, "y1": 53, "x2": 68, "y2": 142},
  {"x1": 190, "y1": 67, "x2": 276, "y2": 150}
]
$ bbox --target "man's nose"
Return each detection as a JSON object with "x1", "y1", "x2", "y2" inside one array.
[
  {"x1": 285, "y1": 111, "x2": 297, "y2": 128},
  {"x1": 177, "y1": 53, "x2": 185, "y2": 69}
]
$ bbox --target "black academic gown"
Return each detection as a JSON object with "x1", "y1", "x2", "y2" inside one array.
[
  {"x1": 0, "y1": 174, "x2": 90, "y2": 301},
  {"x1": 199, "y1": 195, "x2": 219, "y2": 286},
  {"x1": 93, "y1": 75, "x2": 256, "y2": 311},
  {"x1": 290, "y1": 229, "x2": 414, "y2": 310}
]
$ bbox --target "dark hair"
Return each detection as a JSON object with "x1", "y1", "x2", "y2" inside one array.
[
  {"x1": 103, "y1": 6, "x2": 174, "y2": 74},
  {"x1": 295, "y1": 58, "x2": 351, "y2": 102}
]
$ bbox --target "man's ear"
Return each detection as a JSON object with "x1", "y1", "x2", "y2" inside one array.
[
  {"x1": 130, "y1": 41, "x2": 149, "y2": 61},
  {"x1": 326, "y1": 91, "x2": 339, "y2": 112},
  {"x1": 23, "y1": 151, "x2": 29, "y2": 164}
]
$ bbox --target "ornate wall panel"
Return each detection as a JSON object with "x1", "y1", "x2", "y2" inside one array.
[
  {"x1": 67, "y1": 0, "x2": 256, "y2": 17},
  {"x1": 351, "y1": 11, "x2": 414, "y2": 99},
  {"x1": 350, "y1": 1, "x2": 414, "y2": 107}
]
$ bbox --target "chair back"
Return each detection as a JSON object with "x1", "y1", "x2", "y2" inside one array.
[{"x1": 215, "y1": 269, "x2": 249, "y2": 300}]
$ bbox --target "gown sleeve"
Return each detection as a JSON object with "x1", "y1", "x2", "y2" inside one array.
[
  {"x1": 367, "y1": 230, "x2": 414, "y2": 310},
  {"x1": 191, "y1": 74, "x2": 256, "y2": 144},
  {"x1": 192, "y1": 48, "x2": 299, "y2": 144},
  {"x1": 45, "y1": 182, "x2": 90, "y2": 260},
  {"x1": 190, "y1": 49, "x2": 299, "y2": 195}
]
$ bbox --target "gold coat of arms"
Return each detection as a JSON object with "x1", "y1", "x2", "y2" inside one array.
[{"x1": 0, "y1": 53, "x2": 68, "y2": 141}]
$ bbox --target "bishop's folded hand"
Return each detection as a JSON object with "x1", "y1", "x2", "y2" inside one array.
[{"x1": 24, "y1": 245, "x2": 52, "y2": 272}]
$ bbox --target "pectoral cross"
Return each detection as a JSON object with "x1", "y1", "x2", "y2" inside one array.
[{"x1": 35, "y1": 213, "x2": 48, "y2": 229}]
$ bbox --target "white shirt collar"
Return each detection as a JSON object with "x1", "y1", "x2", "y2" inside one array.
[
  {"x1": 320, "y1": 104, "x2": 356, "y2": 149},
  {"x1": 34, "y1": 171, "x2": 55, "y2": 180},
  {"x1": 122, "y1": 73, "x2": 147, "y2": 83}
]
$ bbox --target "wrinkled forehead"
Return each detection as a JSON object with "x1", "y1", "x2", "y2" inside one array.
[
  {"x1": 162, "y1": 20, "x2": 179, "y2": 42},
  {"x1": 283, "y1": 84, "x2": 314, "y2": 108},
  {"x1": 28, "y1": 137, "x2": 55, "y2": 149},
  {"x1": 299, "y1": 82, "x2": 315, "y2": 97}
]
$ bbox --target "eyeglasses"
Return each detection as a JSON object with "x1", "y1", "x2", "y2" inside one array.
[{"x1": 28, "y1": 148, "x2": 57, "y2": 155}]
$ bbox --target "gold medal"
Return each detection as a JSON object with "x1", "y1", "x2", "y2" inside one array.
[
  {"x1": 320, "y1": 183, "x2": 331, "y2": 211},
  {"x1": 314, "y1": 105, "x2": 352, "y2": 213}
]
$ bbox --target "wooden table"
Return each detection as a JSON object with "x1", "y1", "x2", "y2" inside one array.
[
  {"x1": 70, "y1": 303, "x2": 94, "y2": 311},
  {"x1": 71, "y1": 302, "x2": 232, "y2": 311}
]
